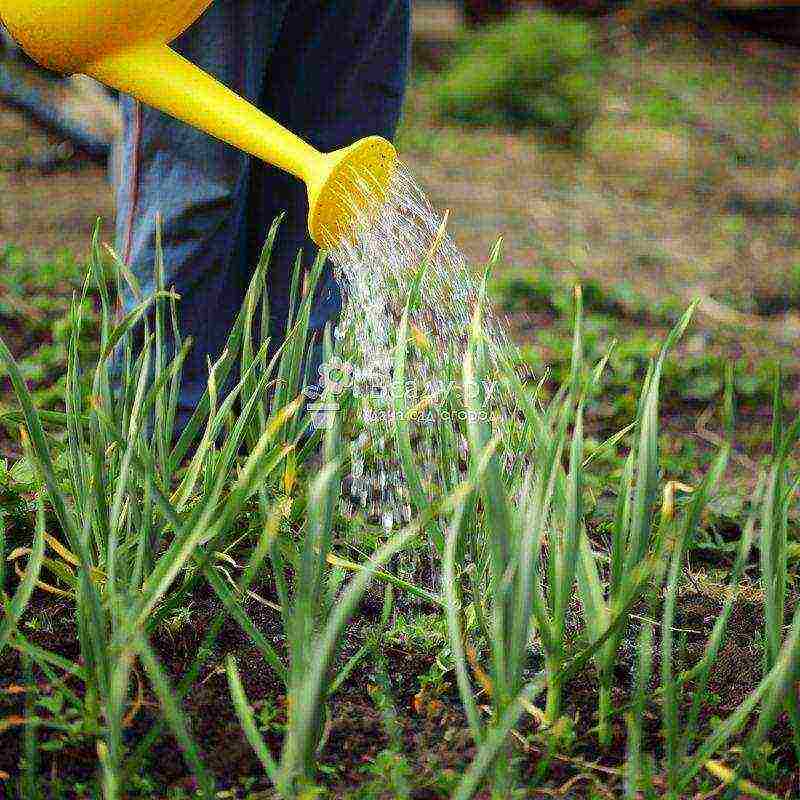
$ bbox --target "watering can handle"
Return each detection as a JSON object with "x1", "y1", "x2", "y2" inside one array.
[{"x1": 90, "y1": 41, "x2": 322, "y2": 183}]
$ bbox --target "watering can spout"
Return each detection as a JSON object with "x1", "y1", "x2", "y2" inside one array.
[
  {"x1": 0, "y1": 0, "x2": 397, "y2": 247},
  {"x1": 91, "y1": 42, "x2": 321, "y2": 186}
]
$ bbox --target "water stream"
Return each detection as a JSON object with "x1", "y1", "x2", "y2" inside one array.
[{"x1": 323, "y1": 162, "x2": 521, "y2": 537}]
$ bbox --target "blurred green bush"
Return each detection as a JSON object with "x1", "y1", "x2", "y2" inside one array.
[{"x1": 433, "y1": 10, "x2": 604, "y2": 143}]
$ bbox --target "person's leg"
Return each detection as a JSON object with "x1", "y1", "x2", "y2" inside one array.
[
  {"x1": 245, "y1": 0, "x2": 412, "y2": 375},
  {"x1": 115, "y1": 1, "x2": 289, "y2": 429}
]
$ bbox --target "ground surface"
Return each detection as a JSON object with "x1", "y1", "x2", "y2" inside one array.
[
  {"x1": 0, "y1": 546, "x2": 796, "y2": 799},
  {"x1": 2, "y1": 3, "x2": 800, "y2": 797},
  {"x1": 0, "y1": 93, "x2": 114, "y2": 257}
]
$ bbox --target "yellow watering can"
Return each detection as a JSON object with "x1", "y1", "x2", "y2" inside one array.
[{"x1": 0, "y1": 0, "x2": 397, "y2": 247}]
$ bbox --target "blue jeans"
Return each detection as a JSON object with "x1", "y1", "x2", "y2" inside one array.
[{"x1": 115, "y1": 0, "x2": 410, "y2": 430}]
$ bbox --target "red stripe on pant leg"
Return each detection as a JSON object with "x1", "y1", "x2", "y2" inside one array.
[{"x1": 122, "y1": 101, "x2": 143, "y2": 267}]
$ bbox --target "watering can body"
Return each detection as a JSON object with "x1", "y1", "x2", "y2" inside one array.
[
  {"x1": 0, "y1": 0, "x2": 396, "y2": 246},
  {"x1": 1, "y1": 0, "x2": 214, "y2": 73}
]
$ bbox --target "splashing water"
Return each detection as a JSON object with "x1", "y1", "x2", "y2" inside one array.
[
  {"x1": 324, "y1": 162, "x2": 521, "y2": 543},
  {"x1": 330, "y1": 163, "x2": 513, "y2": 371}
]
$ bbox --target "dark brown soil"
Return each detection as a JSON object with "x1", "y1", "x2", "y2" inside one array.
[{"x1": 1, "y1": 535, "x2": 798, "y2": 798}]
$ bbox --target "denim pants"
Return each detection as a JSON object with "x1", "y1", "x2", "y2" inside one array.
[{"x1": 115, "y1": 0, "x2": 410, "y2": 430}]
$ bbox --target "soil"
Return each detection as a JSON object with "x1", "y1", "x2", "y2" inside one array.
[
  {"x1": 0, "y1": 99, "x2": 114, "y2": 258},
  {"x1": 3, "y1": 4, "x2": 800, "y2": 797},
  {"x1": 1, "y1": 518, "x2": 798, "y2": 798}
]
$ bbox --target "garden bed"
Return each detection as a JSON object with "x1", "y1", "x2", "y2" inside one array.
[
  {"x1": 2, "y1": 7, "x2": 800, "y2": 798},
  {"x1": 1, "y1": 498, "x2": 797, "y2": 797}
]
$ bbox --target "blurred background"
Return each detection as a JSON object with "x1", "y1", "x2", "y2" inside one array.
[{"x1": 1, "y1": 0, "x2": 799, "y2": 481}]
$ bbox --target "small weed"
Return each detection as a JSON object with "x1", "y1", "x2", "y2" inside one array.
[
  {"x1": 432, "y1": 11, "x2": 603, "y2": 143},
  {"x1": 386, "y1": 611, "x2": 448, "y2": 653},
  {"x1": 0, "y1": 246, "x2": 99, "y2": 427}
]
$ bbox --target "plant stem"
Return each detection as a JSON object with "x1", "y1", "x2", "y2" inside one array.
[
  {"x1": 598, "y1": 681, "x2": 612, "y2": 748},
  {"x1": 545, "y1": 660, "x2": 562, "y2": 724},
  {"x1": 490, "y1": 737, "x2": 516, "y2": 799}
]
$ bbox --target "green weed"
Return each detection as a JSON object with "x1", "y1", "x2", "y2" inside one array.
[
  {"x1": 1, "y1": 218, "x2": 799, "y2": 798},
  {"x1": 432, "y1": 11, "x2": 603, "y2": 143}
]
